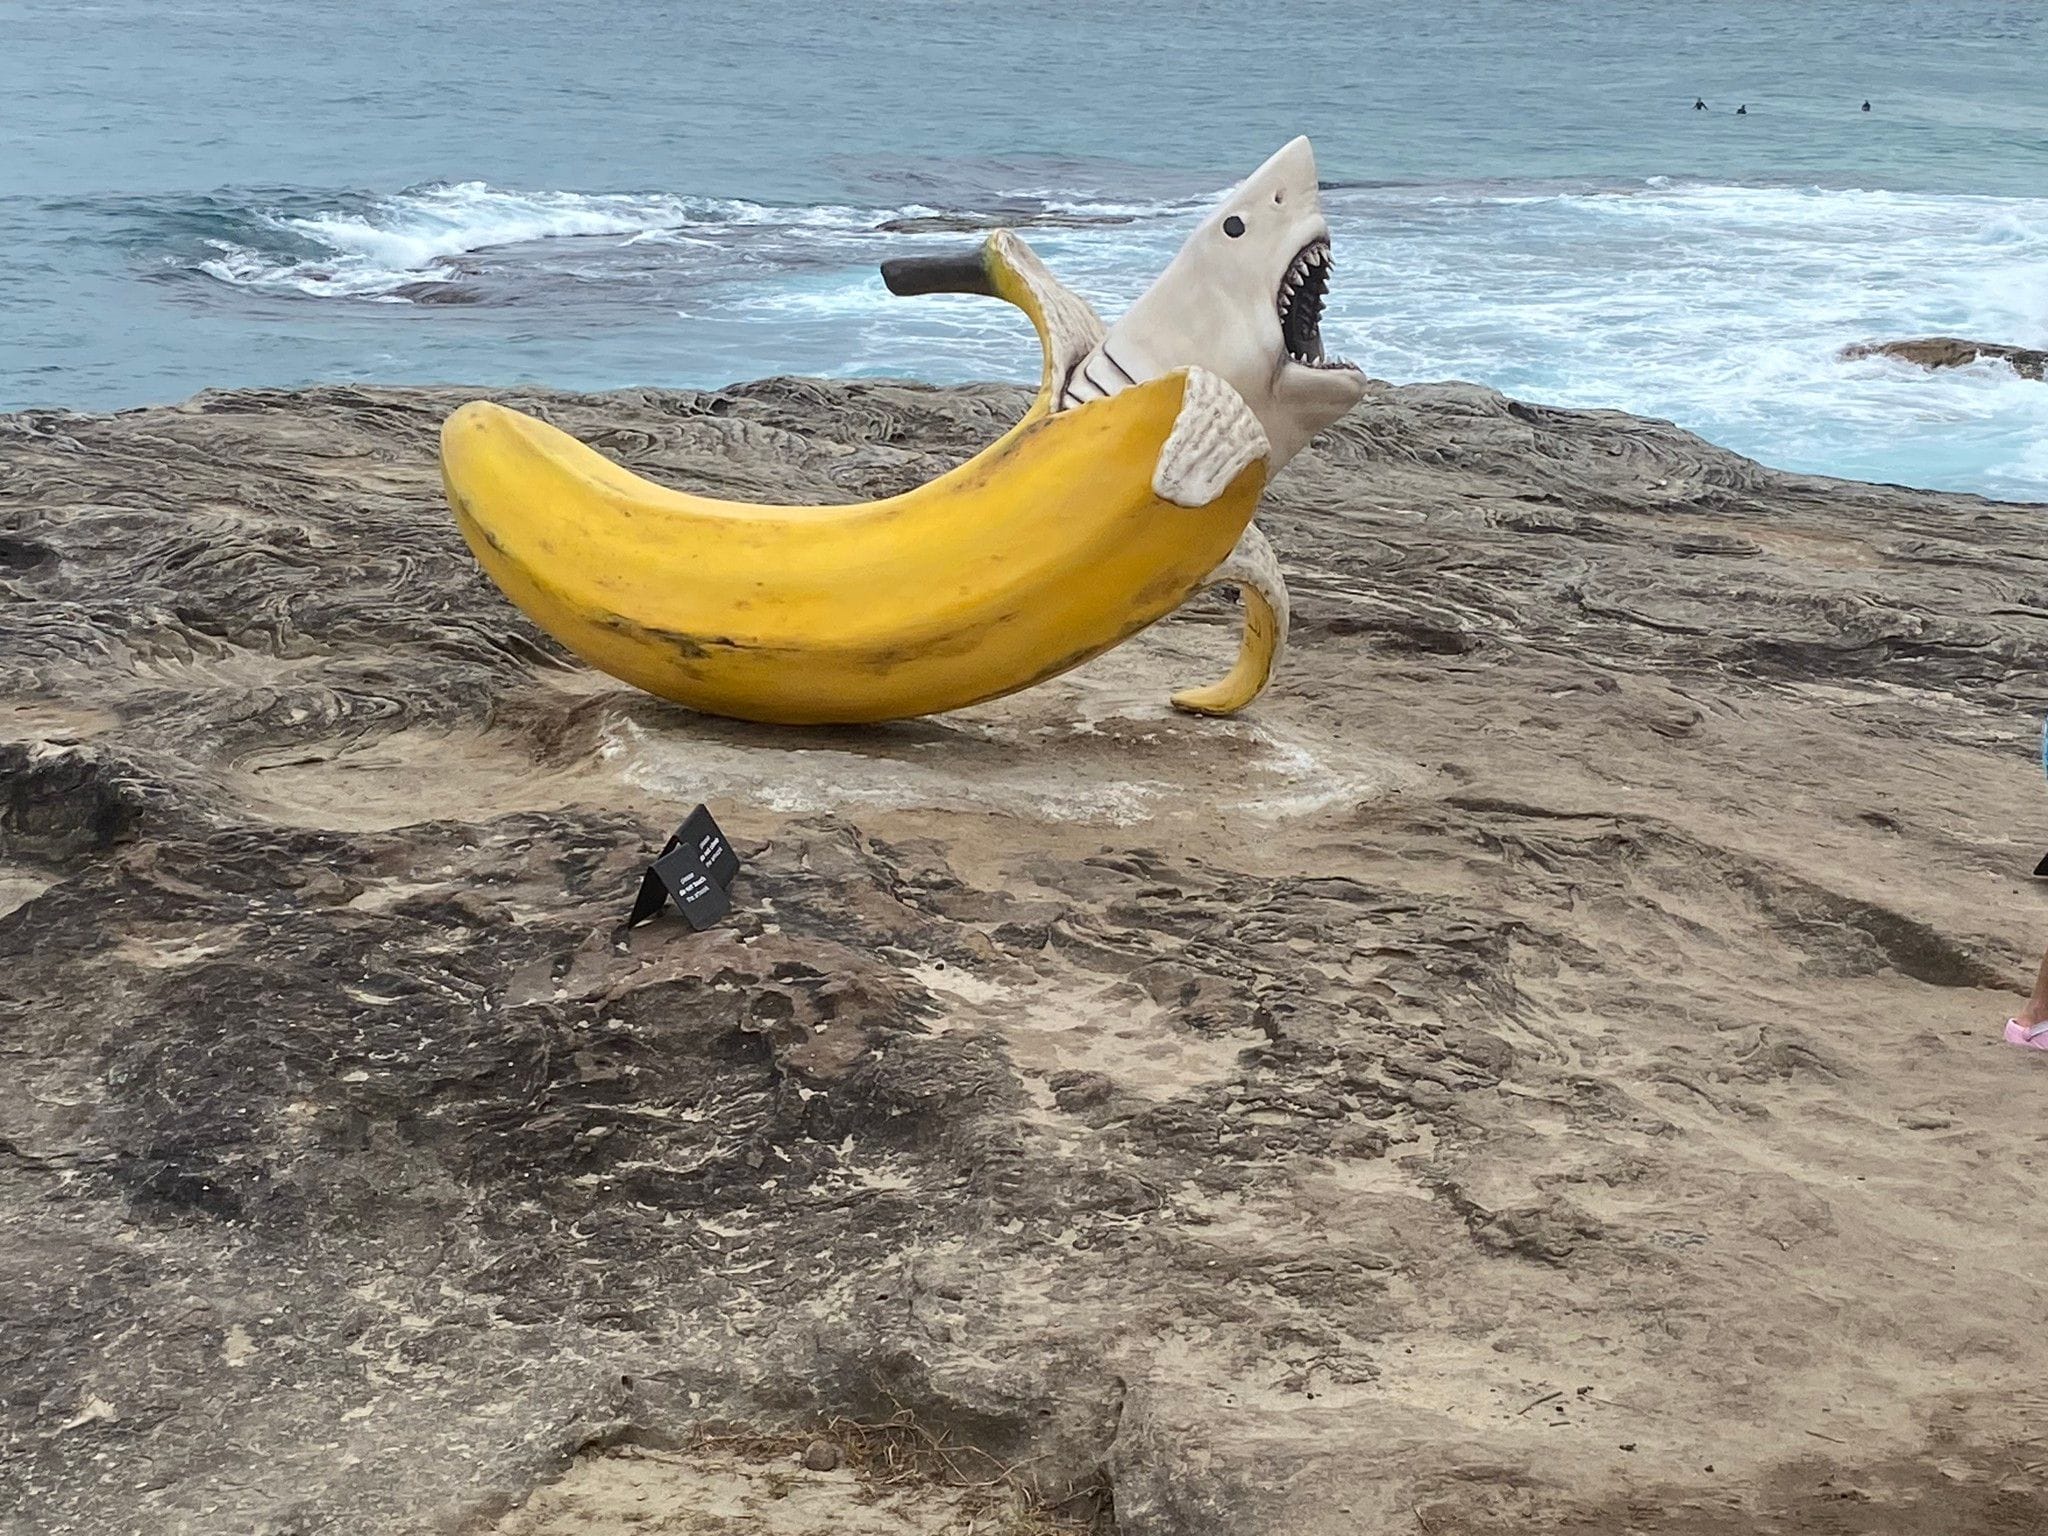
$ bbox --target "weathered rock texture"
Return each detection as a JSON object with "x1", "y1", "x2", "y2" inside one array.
[
  {"x1": 1841, "y1": 335, "x2": 2048, "y2": 381},
  {"x1": 4, "y1": 378, "x2": 2048, "y2": 1535}
]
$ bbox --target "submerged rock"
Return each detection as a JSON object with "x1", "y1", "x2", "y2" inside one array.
[
  {"x1": 392, "y1": 279, "x2": 489, "y2": 305},
  {"x1": 875, "y1": 210, "x2": 1135, "y2": 234},
  {"x1": 3, "y1": 378, "x2": 2047, "y2": 1535},
  {"x1": 1842, "y1": 335, "x2": 2048, "y2": 380}
]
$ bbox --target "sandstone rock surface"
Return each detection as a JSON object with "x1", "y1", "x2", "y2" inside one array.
[{"x1": 5, "y1": 378, "x2": 2048, "y2": 1534}]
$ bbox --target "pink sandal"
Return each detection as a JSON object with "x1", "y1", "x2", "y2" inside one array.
[{"x1": 2005, "y1": 1020, "x2": 2048, "y2": 1051}]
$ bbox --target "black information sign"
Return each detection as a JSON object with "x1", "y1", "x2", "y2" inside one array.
[{"x1": 630, "y1": 804, "x2": 742, "y2": 930}]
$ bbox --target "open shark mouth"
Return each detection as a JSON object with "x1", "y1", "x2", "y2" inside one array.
[{"x1": 1278, "y1": 239, "x2": 1354, "y2": 371}]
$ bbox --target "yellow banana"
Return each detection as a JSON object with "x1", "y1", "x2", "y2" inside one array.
[{"x1": 440, "y1": 233, "x2": 1271, "y2": 724}]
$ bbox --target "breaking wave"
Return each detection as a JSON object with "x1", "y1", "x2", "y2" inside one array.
[
  {"x1": 1308, "y1": 179, "x2": 2048, "y2": 497},
  {"x1": 185, "y1": 182, "x2": 898, "y2": 298},
  {"x1": 42, "y1": 174, "x2": 2048, "y2": 497},
  {"x1": 180, "y1": 180, "x2": 1189, "y2": 302}
]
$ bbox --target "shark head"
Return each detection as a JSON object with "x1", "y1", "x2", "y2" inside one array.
[{"x1": 1098, "y1": 136, "x2": 1368, "y2": 470}]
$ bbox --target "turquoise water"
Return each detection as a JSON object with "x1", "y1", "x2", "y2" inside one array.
[{"x1": 4, "y1": 0, "x2": 2047, "y2": 495}]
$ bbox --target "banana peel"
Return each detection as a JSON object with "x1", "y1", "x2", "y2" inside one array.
[
  {"x1": 884, "y1": 231, "x2": 1291, "y2": 716},
  {"x1": 441, "y1": 230, "x2": 1281, "y2": 725}
]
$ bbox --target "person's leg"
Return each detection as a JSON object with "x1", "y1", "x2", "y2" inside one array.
[
  {"x1": 2024, "y1": 946, "x2": 2048, "y2": 1029},
  {"x1": 2005, "y1": 944, "x2": 2048, "y2": 1046}
]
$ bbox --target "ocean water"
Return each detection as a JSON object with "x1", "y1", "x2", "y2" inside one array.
[{"x1": 4, "y1": 0, "x2": 2047, "y2": 497}]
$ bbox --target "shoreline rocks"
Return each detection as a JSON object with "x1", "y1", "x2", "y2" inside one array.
[
  {"x1": 1841, "y1": 335, "x2": 2047, "y2": 380},
  {"x1": 4, "y1": 379, "x2": 2047, "y2": 1535}
]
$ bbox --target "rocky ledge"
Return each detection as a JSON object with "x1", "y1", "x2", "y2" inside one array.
[{"x1": 4, "y1": 378, "x2": 2048, "y2": 1536}]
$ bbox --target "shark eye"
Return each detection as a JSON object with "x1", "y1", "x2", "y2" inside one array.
[{"x1": 1223, "y1": 215, "x2": 1246, "y2": 238}]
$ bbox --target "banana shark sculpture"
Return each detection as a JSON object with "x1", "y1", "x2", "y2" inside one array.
[{"x1": 439, "y1": 137, "x2": 1365, "y2": 725}]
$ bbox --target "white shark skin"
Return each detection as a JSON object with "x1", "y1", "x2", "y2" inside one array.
[
  {"x1": 1057, "y1": 136, "x2": 1369, "y2": 472},
  {"x1": 984, "y1": 230, "x2": 1265, "y2": 506}
]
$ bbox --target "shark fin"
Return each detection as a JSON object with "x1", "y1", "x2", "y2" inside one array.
[
  {"x1": 1151, "y1": 367, "x2": 1270, "y2": 508},
  {"x1": 1169, "y1": 522, "x2": 1290, "y2": 717}
]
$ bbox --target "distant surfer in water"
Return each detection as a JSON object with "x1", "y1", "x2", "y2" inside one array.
[
  {"x1": 1694, "y1": 97, "x2": 1707, "y2": 111},
  {"x1": 1862, "y1": 100, "x2": 1872, "y2": 112},
  {"x1": 1736, "y1": 104, "x2": 1748, "y2": 115}
]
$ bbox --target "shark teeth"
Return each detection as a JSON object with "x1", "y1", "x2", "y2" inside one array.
[{"x1": 1276, "y1": 239, "x2": 1355, "y2": 371}]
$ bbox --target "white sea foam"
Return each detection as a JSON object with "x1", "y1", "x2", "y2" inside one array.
[
  {"x1": 184, "y1": 174, "x2": 2048, "y2": 497},
  {"x1": 644, "y1": 176, "x2": 2048, "y2": 496},
  {"x1": 286, "y1": 184, "x2": 697, "y2": 265},
  {"x1": 1305, "y1": 180, "x2": 2048, "y2": 495},
  {"x1": 1033, "y1": 193, "x2": 1211, "y2": 220},
  {"x1": 192, "y1": 181, "x2": 915, "y2": 299}
]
